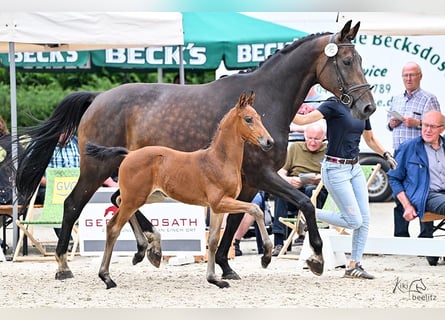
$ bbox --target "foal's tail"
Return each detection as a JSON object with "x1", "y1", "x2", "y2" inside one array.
[
  {"x1": 84, "y1": 142, "x2": 129, "y2": 163},
  {"x1": 16, "y1": 91, "x2": 99, "y2": 208}
]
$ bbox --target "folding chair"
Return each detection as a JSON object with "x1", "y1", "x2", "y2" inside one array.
[
  {"x1": 0, "y1": 191, "x2": 43, "y2": 256},
  {"x1": 277, "y1": 163, "x2": 382, "y2": 259},
  {"x1": 13, "y1": 167, "x2": 80, "y2": 262},
  {"x1": 421, "y1": 212, "x2": 445, "y2": 236},
  {"x1": 277, "y1": 181, "x2": 324, "y2": 259}
]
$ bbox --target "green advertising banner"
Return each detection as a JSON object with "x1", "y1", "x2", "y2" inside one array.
[
  {"x1": 0, "y1": 50, "x2": 90, "y2": 69},
  {"x1": 91, "y1": 12, "x2": 307, "y2": 70},
  {"x1": 0, "y1": 13, "x2": 307, "y2": 71}
]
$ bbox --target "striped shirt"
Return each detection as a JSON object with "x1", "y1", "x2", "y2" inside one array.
[
  {"x1": 48, "y1": 135, "x2": 80, "y2": 168},
  {"x1": 388, "y1": 88, "x2": 441, "y2": 150}
]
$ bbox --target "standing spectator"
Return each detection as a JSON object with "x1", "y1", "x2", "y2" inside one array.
[
  {"x1": 388, "y1": 110, "x2": 445, "y2": 266},
  {"x1": 293, "y1": 96, "x2": 397, "y2": 279},
  {"x1": 271, "y1": 123, "x2": 328, "y2": 256},
  {"x1": 387, "y1": 61, "x2": 441, "y2": 240}
]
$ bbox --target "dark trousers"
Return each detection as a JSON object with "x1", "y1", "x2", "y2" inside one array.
[
  {"x1": 272, "y1": 185, "x2": 328, "y2": 246},
  {"x1": 393, "y1": 198, "x2": 433, "y2": 238}
]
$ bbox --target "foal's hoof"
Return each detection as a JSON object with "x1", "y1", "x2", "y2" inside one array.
[
  {"x1": 147, "y1": 248, "x2": 162, "y2": 268},
  {"x1": 306, "y1": 254, "x2": 324, "y2": 276},
  {"x1": 221, "y1": 270, "x2": 241, "y2": 280},
  {"x1": 55, "y1": 270, "x2": 74, "y2": 280}
]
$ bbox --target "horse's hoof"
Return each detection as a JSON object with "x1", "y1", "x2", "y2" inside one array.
[
  {"x1": 208, "y1": 279, "x2": 230, "y2": 288},
  {"x1": 99, "y1": 273, "x2": 117, "y2": 289},
  {"x1": 147, "y1": 249, "x2": 162, "y2": 268},
  {"x1": 217, "y1": 281, "x2": 230, "y2": 289},
  {"x1": 306, "y1": 254, "x2": 324, "y2": 276},
  {"x1": 132, "y1": 253, "x2": 145, "y2": 265},
  {"x1": 221, "y1": 270, "x2": 241, "y2": 280},
  {"x1": 55, "y1": 270, "x2": 74, "y2": 280},
  {"x1": 106, "y1": 280, "x2": 117, "y2": 289},
  {"x1": 261, "y1": 255, "x2": 271, "y2": 268}
]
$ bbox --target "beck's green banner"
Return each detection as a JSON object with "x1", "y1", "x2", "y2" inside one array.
[
  {"x1": 0, "y1": 13, "x2": 308, "y2": 71},
  {"x1": 0, "y1": 51, "x2": 90, "y2": 69}
]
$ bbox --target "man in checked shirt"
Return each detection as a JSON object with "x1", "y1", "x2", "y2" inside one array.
[{"x1": 387, "y1": 61, "x2": 441, "y2": 250}]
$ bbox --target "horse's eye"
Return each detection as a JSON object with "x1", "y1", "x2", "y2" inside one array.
[
  {"x1": 343, "y1": 58, "x2": 352, "y2": 66},
  {"x1": 245, "y1": 116, "x2": 253, "y2": 124}
]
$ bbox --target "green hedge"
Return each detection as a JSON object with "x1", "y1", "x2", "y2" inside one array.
[{"x1": 0, "y1": 68, "x2": 215, "y2": 128}]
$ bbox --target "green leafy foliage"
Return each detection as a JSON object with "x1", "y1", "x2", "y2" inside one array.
[{"x1": 0, "y1": 68, "x2": 215, "y2": 129}]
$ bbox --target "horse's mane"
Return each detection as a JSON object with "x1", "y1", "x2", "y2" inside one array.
[
  {"x1": 280, "y1": 32, "x2": 331, "y2": 54},
  {"x1": 241, "y1": 32, "x2": 332, "y2": 74}
]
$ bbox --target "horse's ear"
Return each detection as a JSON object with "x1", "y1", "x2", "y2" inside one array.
[
  {"x1": 339, "y1": 20, "x2": 360, "y2": 42},
  {"x1": 339, "y1": 20, "x2": 352, "y2": 41},
  {"x1": 349, "y1": 21, "x2": 360, "y2": 40},
  {"x1": 247, "y1": 91, "x2": 255, "y2": 106}
]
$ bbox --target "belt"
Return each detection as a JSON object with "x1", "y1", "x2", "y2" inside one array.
[{"x1": 325, "y1": 155, "x2": 359, "y2": 165}]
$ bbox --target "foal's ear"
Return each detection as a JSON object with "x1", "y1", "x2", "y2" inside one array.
[{"x1": 247, "y1": 91, "x2": 255, "y2": 106}]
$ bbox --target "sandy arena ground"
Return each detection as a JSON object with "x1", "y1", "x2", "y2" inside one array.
[{"x1": 1, "y1": 202, "x2": 445, "y2": 309}]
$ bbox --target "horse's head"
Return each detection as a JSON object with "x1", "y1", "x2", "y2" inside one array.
[
  {"x1": 316, "y1": 20, "x2": 376, "y2": 120},
  {"x1": 236, "y1": 92, "x2": 274, "y2": 151}
]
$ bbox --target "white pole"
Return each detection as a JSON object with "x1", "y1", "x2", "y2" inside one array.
[
  {"x1": 8, "y1": 42, "x2": 18, "y2": 254},
  {"x1": 179, "y1": 45, "x2": 185, "y2": 84}
]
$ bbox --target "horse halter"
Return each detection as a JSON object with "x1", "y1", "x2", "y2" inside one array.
[{"x1": 324, "y1": 34, "x2": 374, "y2": 108}]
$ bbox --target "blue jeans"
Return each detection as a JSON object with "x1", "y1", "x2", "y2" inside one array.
[{"x1": 317, "y1": 161, "x2": 369, "y2": 262}]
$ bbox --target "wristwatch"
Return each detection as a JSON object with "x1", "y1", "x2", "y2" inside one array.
[{"x1": 417, "y1": 119, "x2": 422, "y2": 129}]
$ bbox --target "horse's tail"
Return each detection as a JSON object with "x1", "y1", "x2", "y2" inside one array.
[
  {"x1": 84, "y1": 142, "x2": 129, "y2": 162},
  {"x1": 16, "y1": 91, "x2": 99, "y2": 208}
]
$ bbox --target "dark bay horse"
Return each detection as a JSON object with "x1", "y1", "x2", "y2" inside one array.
[
  {"x1": 16, "y1": 20, "x2": 376, "y2": 281},
  {"x1": 85, "y1": 92, "x2": 274, "y2": 288}
]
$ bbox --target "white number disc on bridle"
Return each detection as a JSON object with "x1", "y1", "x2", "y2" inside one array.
[{"x1": 324, "y1": 43, "x2": 338, "y2": 57}]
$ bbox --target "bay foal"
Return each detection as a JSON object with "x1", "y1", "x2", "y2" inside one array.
[{"x1": 85, "y1": 92, "x2": 274, "y2": 288}]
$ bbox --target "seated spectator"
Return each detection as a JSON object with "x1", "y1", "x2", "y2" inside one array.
[
  {"x1": 289, "y1": 85, "x2": 326, "y2": 133},
  {"x1": 272, "y1": 123, "x2": 328, "y2": 256},
  {"x1": 36, "y1": 132, "x2": 80, "y2": 204},
  {"x1": 232, "y1": 191, "x2": 272, "y2": 256},
  {"x1": 37, "y1": 132, "x2": 119, "y2": 204},
  {"x1": 36, "y1": 132, "x2": 118, "y2": 239},
  {"x1": 387, "y1": 110, "x2": 445, "y2": 266},
  {"x1": 0, "y1": 115, "x2": 25, "y2": 205}
]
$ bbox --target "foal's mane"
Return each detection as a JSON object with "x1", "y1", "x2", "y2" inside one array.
[{"x1": 208, "y1": 103, "x2": 240, "y2": 146}]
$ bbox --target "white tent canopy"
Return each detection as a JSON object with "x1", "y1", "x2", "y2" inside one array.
[
  {"x1": 0, "y1": 12, "x2": 184, "y2": 52},
  {"x1": 0, "y1": 12, "x2": 184, "y2": 252},
  {"x1": 337, "y1": 12, "x2": 445, "y2": 36}
]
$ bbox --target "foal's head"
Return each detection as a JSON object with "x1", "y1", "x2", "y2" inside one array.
[{"x1": 234, "y1": 92, "x2": 274, "y2": 152}]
